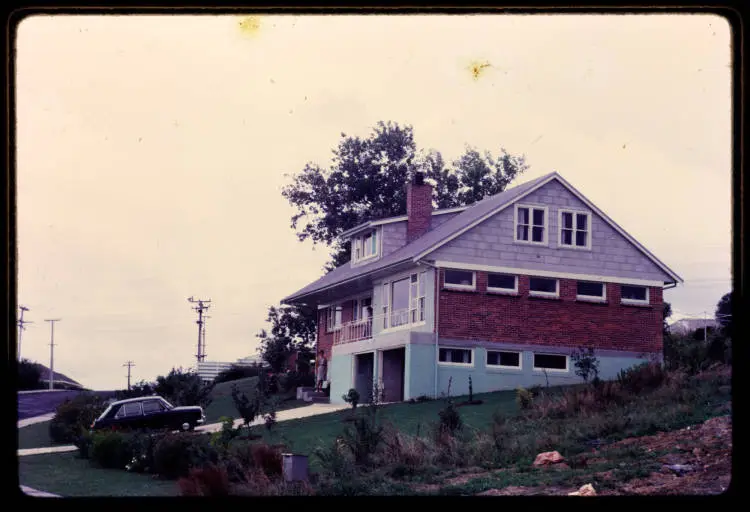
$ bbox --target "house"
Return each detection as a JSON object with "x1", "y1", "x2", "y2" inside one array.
[
  {"x1": 282, "y1": 172, "x2": 682, "y2": 404},
  {"x1": 34, "y1": 363, "x2": 85, "y2": 390},
  {"x1": 196, "y1": 355, "x2": 265, "y2": 383},
  {"x1": 669, "y1": 317, "x2": 719, "y2": 336}
]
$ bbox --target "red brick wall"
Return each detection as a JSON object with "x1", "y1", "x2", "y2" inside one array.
[
  {"x1": 316, "y1": 300, "x2": 356, "y2": 361},
  {"x1": 437, "y1": 270, "x2": 663, "y2": 353},
  {"x1": 407, "y1": 182, "x2": 433, "y2": 243}
]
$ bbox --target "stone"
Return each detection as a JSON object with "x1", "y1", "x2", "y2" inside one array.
[
  {"x1": 568, "y1": 484, "x2": 597, "y2": 496},
  {"x1": 663, "y1": 464, "x2": 695, "y2": 476},
  {"x1": 533, "y1": 451, "x2": 565, "y2": 467}
]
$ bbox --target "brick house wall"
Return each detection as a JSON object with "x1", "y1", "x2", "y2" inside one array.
[
  {"x1": 437, "y1": 269, "x2": 663, "y2": 354},
  {"x1": 317, "y1": 300, "x2": 356, "y2": 364}
]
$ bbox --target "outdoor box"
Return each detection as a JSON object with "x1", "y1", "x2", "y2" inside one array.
[{"x1": 282, "y1": 453, "x2": 309, "y2": 482}]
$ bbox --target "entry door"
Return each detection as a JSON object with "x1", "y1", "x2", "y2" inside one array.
[{"x1": 355, "y1": 353, "x2": 374, "y2": 403}]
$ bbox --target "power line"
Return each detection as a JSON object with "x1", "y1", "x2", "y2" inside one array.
[
  {"x1": 187, "y1": 297, "x2": 211, "y2": 363},
  {"x1": 17, "y1": 305, "x2": 33, "y2": 360},
  {"x1": 123, "y1": 361, "x2": 135, "y2": 390},
  {"x1": 44, "y1": 319, "x2": 61, "y2": 390}
]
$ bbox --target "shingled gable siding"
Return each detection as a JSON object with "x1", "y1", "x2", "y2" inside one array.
[
  {"x1": 429, "y1": 179, "x2": 670, "y2": 283},
  {"x1": 437, "y1": 270, "x2": 663, "y2": 354},
  {"x1": 381, "y1": 212, "x2": 463, "y2": 257}
]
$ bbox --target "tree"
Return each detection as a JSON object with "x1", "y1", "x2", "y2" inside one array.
[
  {"x1": 257, "y1": 305, "x2": 316, "y2": 373},
  {"x1": 18, "y1": 359, "x2": 42, "y2": 390},
  {"x1": 715, "y1": 292, "x2": 732, "y2": 336},
  {"x1": 154, "y1": 367, "x2": 213, "y2": 408},
  {"x1": 663, "y1": 302, "x2": 673, "y2": 337}
]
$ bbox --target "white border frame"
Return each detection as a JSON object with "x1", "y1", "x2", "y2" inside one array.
[
  {"x1": 443, "y1": 268, "x2": 477, "y2": 291},
  {"x1": 514, "y1": 203, "x2": 549, "y2": 246},
  {"x1": 558, "y1": 208, "x2": 592, "y2": 251},
  {"x1": 352, "y1": 227, "x2": 382, "y2": 265},
  {"x1": 486, "y1": 272, "x2": 519, "y2": 295},
  {"x1": 486, "y1": 350, "x2": 523, "y2": 370},
  {"x1": 620, "y1": 285, "x2": 650, "y2": 305},
  {"x1": 380, "y1": 268, "x2": 429, "y2": 333},
  {"x1": 576, "y1": 280, "x2": 607, "y2": 302},
  {"x1": 528, "y1": 276, "x2": 560, "y2": 298},
  {"x1": 532, "y1": 352, "x2": 569, "y2": 373},
  {"x1": 325, "y1": 303, "x2": 343, "y2": 333},
  {"x1": 437, "y1": 346, "x2": 475, "y2": 367}
]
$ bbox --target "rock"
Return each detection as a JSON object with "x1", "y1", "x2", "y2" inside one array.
[
  {"x1": 568, "y1": 484, "x2": 597, "y2": 496},
  {"x1": 532, "y1": 451, "x2": 565, "y2": 467},
  {"x1": 663, "y1": 464, "x2": 695, "y2": 476}
]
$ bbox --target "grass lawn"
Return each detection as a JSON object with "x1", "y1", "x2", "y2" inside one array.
[
  {"x1": 203, "y1": 376, "x2": 308, "y2": 424},
  {"x1": 19, "y1": 452, "x2": 179, "y2": 497},
  {"x1": 18, "y1": 421, "x2": 61, "y2": 450}
]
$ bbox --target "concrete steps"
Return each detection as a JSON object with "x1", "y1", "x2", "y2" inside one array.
[{"x1": 297, "y1": 387, "x2": 330, "y2": 404}]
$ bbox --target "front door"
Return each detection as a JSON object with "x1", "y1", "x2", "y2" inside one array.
[
  {"x1": 380, "y1": 347, "x2": 405, "y2": 403},
  {"x1": 354, "y1": 352, "x2": 374, "y2": 403}
]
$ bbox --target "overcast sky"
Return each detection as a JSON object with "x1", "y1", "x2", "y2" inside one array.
[{"x1": 16, "y1": 14, "x2": 732, "y2": 390}]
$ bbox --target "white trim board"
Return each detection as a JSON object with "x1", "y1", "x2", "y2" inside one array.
[
  {"x1": 413, "y1": 173, "x2": 682, "y2": 284},
  {"x1": 432, "y1": 260, "x2": 665, "y2": 287}
]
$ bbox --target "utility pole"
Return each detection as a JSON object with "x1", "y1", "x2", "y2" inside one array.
[
  {"x1": 17, "y1": 305, "x2": 33, "y2": 360},
  {"x1": 202, "y1": 314, "x2": 210, "y2": 362},
  {"x1": 44, "y1": 319, "x2": 61, "y2": 390},
  {"x1": 188, "y1": 297, "x2": 211, "y2": 363},
  {"x1": 123, "y1": 361, "x2": 135, "y2": 390}
]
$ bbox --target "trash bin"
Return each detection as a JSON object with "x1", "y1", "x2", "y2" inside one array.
[{"x1": 282, "y1": 453, "x2": 309, "y2": 482}]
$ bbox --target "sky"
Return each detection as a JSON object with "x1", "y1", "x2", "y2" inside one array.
[{"x1": 15, "y1": 14, "x2": 732, "y2": 390}]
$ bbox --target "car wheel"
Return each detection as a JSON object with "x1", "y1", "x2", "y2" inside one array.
[{"x1": 181, "y1": 422, "x2": 192, "y2": 432}]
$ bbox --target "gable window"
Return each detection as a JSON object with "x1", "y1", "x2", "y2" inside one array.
[
  {"x1": 577, "y1": 281, "x2": 606, "y2": 301},
  {"x1": 515, "y1": 205, "x2": 548, "y2": 245},
  {"x1": 352, "y1": 229, "x2": 379, "y2": 263},
  {"x1": 559, "y1": 210, "x2": 592, "y2": 249},
  {"x1": 529, "y1": 277, "x2": 559, "y2": 298},
  {"x1": 326, "y1": 304, "x2": 343, "y2": 332},
  {"x1": 487, "y1": 350, "x2": 521, "y2": 369},
  {"x1": 487, "y1": 273, "x2": 518, "y2": 294},
  {"x1": 621, "y1": 285, "x2": 649, "y2": 305},
  {"x1": 444, "y1": 269, "x2": 476, "y2": 290},
  {"x1": 439, "y1": 348, "x2": 473, "y2": 366},
  {"x1": 533, "y1": 353, "x2": 568, "y2": 372}
]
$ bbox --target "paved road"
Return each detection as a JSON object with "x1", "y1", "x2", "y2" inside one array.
[{"x1": 17, "y1": 390, "x2": 118, "y2": 420}]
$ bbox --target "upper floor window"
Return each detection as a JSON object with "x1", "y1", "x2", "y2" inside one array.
[
  {"x1": 383, "y1": 271, "x2": 428, "y2": 329},
  {"x1": 352, "y1": 229, "x2": 379, "y2": 263},
  {"x1": 515, "y1": 204, "x2": 548, "y2": 245},
  {"x1": 559, "y1": 210, "x2": 592, "y2": 249},
  {"x1": 444, "y1": 269, "x2": 476, "y2": 290},
  {"x1": 487, "y1": 273, "x2": 518, "y2": 294},
  {"x1": 621, "y1": 285, "x2": 649, "y2": 305},
  {"x1": 353, "y1": 297, "x2": 373, "y2": 322},
  {"x1": 326, "y1": 304, "x2": 343, "y2": 332}
]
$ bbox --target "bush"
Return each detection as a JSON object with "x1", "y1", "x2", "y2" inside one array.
[
  {"x1": 516, "y1": 387, "x2": 534, "y2": 410},
  {"x1": 18, "y1": 359, "x2": 43, "y2": 390},
  {"x1": 340, "y1": 407, "x2": 384, "y2": 465},
  {"x1": 571, "y1": 347, "x2": 600, "y2": 383},
  {"x1": 178, "y1": 464, "x2": 231, "y2": 496},
  {"x1": 250, "y1": 444, "x2": 283, "y2": 478},
  {"x1": 153, "y1": 433, "x2": 218, "y2": 479},
  {"x1": 210, "y1": 416, "x2": 242, "y2": 453},
  {"x1": 279, "y1": 371, "x2": 315, "y2": 393},
  {"x1": 343, "y1": 388, "x2": 360, "y2": 410},
  {"x1": 154, "y1": 367, "x2": 213, "y2": 408},
  {"x1": 617, "y1": 362, "x2": 666, "y2": 394},
  {"x1": 437, "y1": 400, "x2": 462, "y2": 436},
  {"x1": 115, "y1": 380, "x2": 155, "y2": 400},
  {"x1": 90, "y1": 431, "x2": 135, "y2": 469},
  {"x1": 49, "y1": 393, "x2": 106, "y2": 444},
  {"x1": 214, "y1": 364, "x2": 262, "y2": 385},
  {"x1": 231, "y1": 384, "x2": 263, "y2": 428}
]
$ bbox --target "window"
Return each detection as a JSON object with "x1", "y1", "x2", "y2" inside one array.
[
  {"x1": 352, "y1": 229, "x2": 379, "y2": 263},
  {"x1": 515, "y1": 205, "x2": 548, "y2": 244},
  {"x1": 559, "y1": 210, "x2": 592, "y2": 249},
  {"x1": 410, "y1": 272, "x2": 427, "y2": 323},
  {"x1": 533, "y1": 353, "x2": 568, "y2": 372},
  {"x1": 353, "y1": 297, "x2": 373, "y2": 322},
  {"x1": 381, "y1": 282, "x2": 389, "y2": 329},
  {"x1": 621, "y1": 285, "x2": 649, "y2": 304},
  {"x1": 529, "y1": 277, "x2": 559, "y2": 297},
  {"x1": 326, "y1": 304, "x2": 342, "y2": 332},
  {"x1": 142, "y1": 400, "x2": 166, "y2": 415},
  {"x1": 577, "y1": 281, "x2": 606, "y2": 301},
  {"x1": 383, "y1": 271, "x2": 427, "y2": 329},
  {"x1": 487, "y1": 351, "x2": 521, "y2": 369},
  {"x1": 444, "y1": 269, "x2": 476, "y2": 290},
  {"x1": 487, "y1": 273, "x2": 517, "y2": 293},
  {"x1": 115, "y1": 402, "x2": 143, "y2": 418},
  {"x1": 390, "y1": 277, "x2": 411, "y2": 327},
  {"x1": 439, "y1": 348, "x2": 473, "y2": 366}
]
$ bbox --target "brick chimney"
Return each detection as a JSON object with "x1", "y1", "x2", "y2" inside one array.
[{"x1": 406, "y1": 172, "x2": 433, "y2": 243}]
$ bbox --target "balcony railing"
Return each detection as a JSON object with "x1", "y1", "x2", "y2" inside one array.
[{"x1": 333, "y1": 307, "x2": 425, "y2": 345}]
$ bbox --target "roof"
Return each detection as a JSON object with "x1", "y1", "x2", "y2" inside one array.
[
  {"x1": 340, "y1": 206, "x2": 469, "y2": 239},
  {"x1": 282, "y1": 172, "x2": 682, "y2": 304},
  {"x1": 35, "y1": 364, "x2": 85, "y2": 389}
]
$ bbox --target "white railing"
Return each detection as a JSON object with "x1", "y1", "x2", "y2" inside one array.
[{"x1": 333, "y1": 307, "x2": 425, "y2": 345}]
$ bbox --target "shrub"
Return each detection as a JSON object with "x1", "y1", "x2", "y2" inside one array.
[
  {"x1": 154, "y1": 367, "x2": 213, "y2": 408},
  {"x1": 663, "y1": 334, "x2": 711, "y2": 374},
  {"x1": 115, "y1": 380, "x2": 155, "y2": 400},
  {"x1": 231, "y1": 384, "x2": 263, "y2": 428},
  {"x1": 49, "y1": 393, "x2": 106, "y2": 444},
  {"x1": 343, "y1": 388, "x2": 360, "y2": 410},
  {"x1": 18, "y1": 359, "x2": 43, "y2": 390},
  {"x1": 279, "y1": 371, "x2": 315, "y2": 393},
  {"x1": 617, "y1": 362, "x2": 666, "y2": 394},
  {"x1": 178, "y1": 463, "x2": 231, "y2": 496},
  {"x1": 516, "y1": 387, "x2": 534, "y2": 410},
  {"x1": 210, "y1": 416, "x2": 241, "y2": 453},
  {"x1": 90, "y1": 431, "x2": 135, "y2": 469},
  {"x1": 571, "y1": 347, "x2": 600, "y2": 383},
  {"x1": 214, "y1": 364, "x2": 262, "y2": 385},
  {"x1": 340, "y1": 406, "x2": 384, "y2": 465},
  {"x1": 250, "y1": 444, "x2": 283, "y2": 478},
  {"x1": 313, "y1": 438, "x2": 356, "y2": 478},
  {"x1": 153, "y1": 433, "x2": 218, "y2": 479}
]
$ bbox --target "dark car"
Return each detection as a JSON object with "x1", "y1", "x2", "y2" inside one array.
[{"x1": 91, "y1": 395, "x2": 205, "y2": 432}]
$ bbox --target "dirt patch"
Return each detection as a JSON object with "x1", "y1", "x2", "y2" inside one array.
[
  {"x1": 445, "y1": 471, "x2": 492, "y2": 486},
  {"x1": 477, "y1": 486, "x2": 576, "y2": 496}
]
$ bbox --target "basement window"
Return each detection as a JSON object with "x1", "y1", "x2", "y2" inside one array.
[
  {"x1": 621, "y1": 285, "x2": 649, "y2": 305},
  {"x1": 486, "y1": 351, "x2": 521, "y2": 369},
  {"x1": 487, "y1": 273, "x2": 518, "y2": 294},
  {"x1": 438, "y1": 348, "x2": 473, "y2": 366},
  {"x1": 529, "y1": 277, "x2": 559, "y2": 298},
  {"x1": 444, "y1": 269, "x2": 476, "y2": 291},
  {"x1": 533, "y1": 353, "x2": 568, "y2": 372},
  {"x1": 576, "y1": 281, "x2": 606, "y2": 302}
]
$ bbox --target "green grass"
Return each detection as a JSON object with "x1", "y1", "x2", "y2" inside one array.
[
  {"x1": 203, "y1": 376, "x2": 308, "y2": 424},
  {"x1": 19, "y1": 452, "x2": 179, "y2": 497},
  {"x1": 18, "y1": 421, "x2": 59, "y2": 450}
]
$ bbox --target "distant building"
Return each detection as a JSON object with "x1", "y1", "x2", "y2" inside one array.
[
  {"x1": 34, "y1": 363, "x2": 85, "y2": 390},
  {"x1": 669, "y1": 318, "x2": 719, "y2": 336},
  {"x1": 196, "y1": 355, "x2": 264, "y2": 383}
]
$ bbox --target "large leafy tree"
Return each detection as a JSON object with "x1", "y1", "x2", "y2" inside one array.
[
  {"x1": 714, "y1": 292, "x2": 732, "y2": 336},
  {"x1": 257, "y1": 305, "x2": 317, "y2": 373},
  {"x1": 261, "y1": 121, "x2": 529, "y2": 358}
]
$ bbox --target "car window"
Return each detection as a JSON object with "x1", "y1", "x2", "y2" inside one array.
[
  {"x1": 142, "y1": 400, "x2": 165, "y2": 414},
  {"x1": 115, "y1": 402, "x2": 143, "y2": 418}
]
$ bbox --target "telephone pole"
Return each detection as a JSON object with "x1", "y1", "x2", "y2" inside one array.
[
  {"x1": 17, "y1": 305, "x2": 33, "y2": 360},
  {"x1": 44, "y1": 319, "x2": 61, "y2": 390},
  {"x1": 123, "y1": 360, "x2": 135, "y2": 390},
  {"x1": 188, "y1": 297, "x2": 211, "y2": 363}
]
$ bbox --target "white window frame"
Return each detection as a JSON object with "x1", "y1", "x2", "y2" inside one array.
[
  {"x1": 576, "y1": 281, "x2": 607, "y2": 302},
  {"x1": 514, "y1": 204, "x2": 549, "y2": 246},
  {"x1": 382, "y1": 270, "x2": 427, "y2": 332},
  {"x1": 443, "y1": 269, "x2": 476, "y2": 291},
  {"x1": 532, "y1": 352, "x2": 569, "y2": 373},
  {"x1": 352, "y1": 228, "x2": 380, "y2": 264},
  {"x1": 487, "y1": 273, "x2": 518, "y2": 295},
  {"x1": 326, "y1": 303, "x2": 343, "y2": 332},
  {"x1": 486, "y1": 350, "x2": 522, "y2": 370},
  {"x1": 558, "y1": 209, "x2": 592, "y2": 250},
  {"x1": 620, "y1": 285, "x2": 650, "y2": 305},
  {"x1": 528, "y1": 276, "x2": 560, "y2": 298},
  {"x1": 438, "y1": 347, "x2": 475, "y2": 367}
]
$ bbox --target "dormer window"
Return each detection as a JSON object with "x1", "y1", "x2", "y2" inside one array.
[{"x1": 352, "y1": 229, "x2": 379, "y2": 264}]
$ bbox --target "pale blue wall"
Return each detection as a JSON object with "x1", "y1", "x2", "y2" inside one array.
[
  {"x1": 407, "y1": 343, "x2": 437, "y2": 399},
  {"x1": 329, "y1": 353, "x2": 353, "y2": 405}
]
